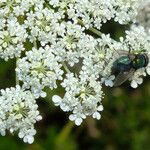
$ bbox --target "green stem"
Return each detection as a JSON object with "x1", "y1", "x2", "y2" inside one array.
[
  {"x1": 62, "y1": 62, "x2": 71, "y2": 74},
  {"x1": 45, "y1": 1, "x2": 53, "y2": 9},
  {"x1": 88, "y1": 27, "x2": 102, "y2": 37},
  {"x1": 77, "y1": 18, "x2": 102, "y2": 37},
  {"x1": 55, "y1": 121, "x2": 74, "y2": 146},
  {"x1": 34, "y1": 40, "x2": 37, "y2": 49}
]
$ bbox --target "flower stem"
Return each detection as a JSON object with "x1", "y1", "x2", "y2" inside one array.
[
  {"x1": 77, "y1": 18, "x2": 102, "y2": 37},
  {"x1": 55, "y1": 121, "x2": 74, "y2": 147},
  {"x1": 62, "y1": 62, "x2": 71, "y2": 74},
  {"x1": 89, "y1": 27, "x2": 102, "y2": 37},
  {"x1": 34, "y1": 40, "x2": 37, "y2": 49}
]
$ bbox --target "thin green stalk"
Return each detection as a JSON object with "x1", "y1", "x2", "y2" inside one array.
[
  {"x1": 62, "y1": 62, "x2": 71, "y2": 74},
  {"x1": 55, "y1": 121, "x2": 74, "y2": 146},
  {"x1": 77, "y1": 18, "x2": 102, "y2": 37},
  {"x1": 33, "y1": 40, "x2": 37, "y2": 49},
  {"x1": 88, "y1": 27, "x2": 102, "y2": 37},
  {"x1": 45, "y1": 2, "x2": 52, "y2": 10}
]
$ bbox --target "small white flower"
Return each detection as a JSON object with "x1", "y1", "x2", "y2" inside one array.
[
  {"x1": 131, "y1": 78, "x2": 143, "y2": 88},
  {"x1": 93, "y1": 112, "x2": 101, "y2": 120},
  {"x1": 52, "y1": 95, "x2": 62, "y2": 106},
  {"x1": 69, "y1": 114, "x2": 84, "y2": 126},
  {"x1": 101, "y1": 75, "x2": 115, "y2": 87},
  {"x1": 130, "y1": 68, "x2": 146, "y2": 88}
]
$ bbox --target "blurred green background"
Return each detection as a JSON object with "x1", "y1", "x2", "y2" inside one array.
[{"x1": 0, "y1": 21, "x2": 150, "y2": 150}]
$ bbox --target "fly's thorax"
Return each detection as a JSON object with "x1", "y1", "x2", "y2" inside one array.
[
  {"x1": 116, "y1": 56, "x2": 131, "y2": 65},
  {"x1": 112, "y1": 56, "x2": 132, "y2": 74}
]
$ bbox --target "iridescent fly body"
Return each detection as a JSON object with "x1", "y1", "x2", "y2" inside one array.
[{"x1": 112, "y1": 52, "x2": 149, "y2": 86}]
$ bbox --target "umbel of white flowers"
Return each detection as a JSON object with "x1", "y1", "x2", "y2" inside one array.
[{"x1": 0, "y1": 0, "x2": 150, "y2": 144}]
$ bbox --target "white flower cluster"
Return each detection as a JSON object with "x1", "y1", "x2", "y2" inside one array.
[
  {"x1": 53, "y1": 73, "x2": 103, "y2": 126},
  {"x1": 0, "y1": 16, "x2": 27, "y2": 60},
  {"x1": 16, "y1": 46, "x2": 64, "y2": 98},
  {"x1": 0, "y1": 85, "x2": 42, "y2": 144},
  {"x1": 24, "y1": 4, "x2": 64, "y2": 45},
  {"x1": 49, "y1": 0, "x2": 140, "y2": 29},
  {"x1": 0, "y1": 0, "x2": 150, "y2": 144},
  {"x1": 136, "y1": 0, "x2": 150, "y2": 30},
  {"x1": 0, "y1": 0, "x2": 44, "y2": 17}
]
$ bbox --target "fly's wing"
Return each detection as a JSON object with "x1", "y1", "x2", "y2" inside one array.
[
  {"x1": 117, "y1": 50, "x2": 135, "y2": 59},
  {"x1": 113, "y1": 68, "x2": 135, "y2": 86},
  {"x1": 117, "y1": 50, "x2": 129, "y2": 56}
]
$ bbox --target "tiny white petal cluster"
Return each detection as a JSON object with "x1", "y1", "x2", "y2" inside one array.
[
  {"x1": 0, "y1": 85, "x2": 42, "y2": 144},
  {"x1": 24, "y1": 5, "x2": 64, "y2": 45},
  {"x1": 53, "y1": 73, "x2": 103, "y2": 126},
  {"x1": 0, "y1": 0, "x2": 44, "y2": 17},
  {"x1": 16, "y1": 46, "x2": 64, "y2": 98},
  {"x1": 53, "y1": 21, "x2": 86, "y2": 66},
  {"x1": 0, "y1": 17, "x2": 27, "y2": 60},
  {"x1": 49, "y1": 0, "x2": 139, "y2": 29}
]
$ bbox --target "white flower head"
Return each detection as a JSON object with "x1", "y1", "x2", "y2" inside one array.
[
  {"x1": 52, "y1": 73, "x2": 104, "y2": 125},
  {"x1": 0, "y1": 85, "x2": 42, "y2": 144},
  {"x1": 16, "y1": 46, "x2": 64, "y2": 98},
  {"x1": 0, "y1": 17, "x2": 27, "y2": 60}
]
